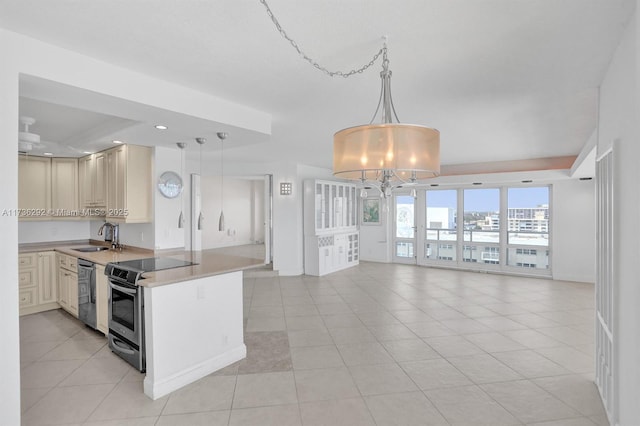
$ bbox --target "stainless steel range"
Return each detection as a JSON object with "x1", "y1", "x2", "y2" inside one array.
[{"x1": 105, "y1": 257, "x2": 197, "y2": 372}]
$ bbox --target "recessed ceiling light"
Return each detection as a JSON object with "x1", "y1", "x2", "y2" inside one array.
[
  {"x1": 112, "y1": 140, "x2": 123, "y2": 144},
  {"x1": 83, "y1": 151, "x2": 93, "y2": 154},
  {"x1": 155, "y1": 125, "x2": 168, "y2": 130},
  {"x1": 43, "y1": 152, "x2": 53, "y2": 156}
]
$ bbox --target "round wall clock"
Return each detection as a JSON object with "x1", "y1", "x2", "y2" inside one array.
[{"x1": 157, "y1": 171, "x2": 183, "y2": 198}]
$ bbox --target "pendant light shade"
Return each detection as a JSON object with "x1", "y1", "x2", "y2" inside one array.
[
  {"x1": 195, "y1": 137, "x2": 206, "y2": 230},
  {"x1": 177, "y1": 142, "x2": 186, "y2": 229},
  {"x1": 217, "y1": 132, "x2": 228, "y2": 232},
  {"x1": 333, "y1": 46, "x2": 440, "y2": 198}
]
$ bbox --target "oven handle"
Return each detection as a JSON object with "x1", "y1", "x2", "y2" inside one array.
[
  {"x1": 109, "y1": 334, "x2": 136, "y2": 355},
  {"x1": 109, "y1": 281, "x2": 138, "y2": 295}
]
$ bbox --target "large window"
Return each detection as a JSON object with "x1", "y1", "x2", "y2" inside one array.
[
  {"x1": 463, "y1": 188, "x2": 500, "y2": 265},
  {"x1": 506, "y1": 187, "x2": 549, "y2": 270},
  {"x1": 425, "y1": 190, "x2": 457, "y2": 261},
  {"x1": 417, "y1": 185, "x2": 552, "y2": 276}
]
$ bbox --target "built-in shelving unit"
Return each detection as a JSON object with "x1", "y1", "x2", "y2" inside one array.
[{"x1": 303, "y1": 179, "x2": 359, "y2": 276}]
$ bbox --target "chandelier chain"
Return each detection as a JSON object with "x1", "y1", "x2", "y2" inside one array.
[{"x1": 258, "y1": 0, "x2": 386, "y2": 78}]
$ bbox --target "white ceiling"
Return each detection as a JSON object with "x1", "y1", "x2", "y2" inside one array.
[{"x1": 1, "y1": 0, "x2": 634, "y2": 169}]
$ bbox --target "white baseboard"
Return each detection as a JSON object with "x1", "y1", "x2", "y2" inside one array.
[{"x1": 143, "y1": 344, "x2": 246, "y2": 400}]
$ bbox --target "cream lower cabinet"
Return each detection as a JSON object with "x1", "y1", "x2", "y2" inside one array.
[
  {"x1": 18, "y1": 251, "x2": 58, "y2": 316},
  {"x1": 304, "y1": 232, "x2": 359, "y2": 276},
  {"x1": 95, "y1": 264, "x2": 109, "y2": 335},
  {"x1": 57, "y1": 253, "x2": 78, "y2": 317}
]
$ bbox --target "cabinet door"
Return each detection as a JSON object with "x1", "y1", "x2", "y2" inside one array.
[
  {"x1": 79, "y1": 155, "x2": 93, "y2": 208},
  {"x1": 94, "y1": 152, "x2": 106, "y2": 207},
  {"x1": 67, "y1": 272, "x2": 79, "y2": 317},
  {"x1": 38, "y1": 252, "x2": 57, "y2": 304},
  {"x1": 95, "y1": 265, "x2": 108, "y2": 334},
  {"x1": 51, "y1": 158, "x2": 78, "y2": 214},
  {"x1": 18, "y1": 155, "x2": 51, "y2": 212},
  {"x1": 58, "y1": 268, "x2": 69, "y2": 310},
  {"x1": 106, "y1": 146, "x2": 127, "y2": 218}
]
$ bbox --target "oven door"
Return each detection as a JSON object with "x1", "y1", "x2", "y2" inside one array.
[{"x1": 108, "y1": 279, "x2": 142, "y2": 346}]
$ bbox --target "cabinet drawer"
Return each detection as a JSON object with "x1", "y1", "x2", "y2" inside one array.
[
  {"x1": 19, "y1": 288, "x2": 37, "y2": 308},
  {"x1": 57, "y1": 253, "x2": 68, "y2": 268},
  {"x1": 19, "y1": 269, "x2": 37, "y2": 288},
  {"x1": 68, "y1": 257, "x2": 78, "y2": 272},
  {"x1": 19, "y1": 254, "x2": 36, "y2": 268}
]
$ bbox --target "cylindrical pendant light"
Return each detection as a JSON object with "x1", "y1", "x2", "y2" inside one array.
[
  {"x1": 217, "y1": 132, "x2": 228, "y2": 232},
  {"x1": 195, "y1": 137, "x2": 206, "y2": 230}
]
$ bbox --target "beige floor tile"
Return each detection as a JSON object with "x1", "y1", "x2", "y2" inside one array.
[
  {"x1": 533, "y1": 375, "x2": 606, "y2": 417},
  {"x1": 39, "y1": 337, "x2": 106, "y2": 361},
  {"x1": 481, "y1": 380, "x2": 581, "y2": 424},
  {"x1": 356, "y1": 311, "x2": 402, "y2": 326},
  {"x1": 285, "y1": 315, "x2": 326, "y2": 331},
  {"x1": 162, "y1": 375, "x2": 236, "y2": 415},
  {"x1": 316, "y1": 302, "x2": 352, "y2": 315},
  {"x1": 300, "y1": 397, "x2": 375, "y2": 426},
  {"x1": 156, "y1": 411, "x2": 229, "y2": 426},
  {"x1": 492, "y1": 350, "x2": 570, "y2": 378},
  {"x1": 405, "y1": 321, "x2": 456, "y2": 338},
  {"x1": 20, "y1": 340, "x2": 63, "y2": 366},
  {"x1": 284, "y1": 304, "x2": 319, "y2": 317},
  {"x1": 21, "y1": 359, "x2": 85, "y2": 388},
  {"x1": 287, "y1": 329, "x2": 333, "y2": 347},
  {"x1": 440, "y1": 318, "x2": 494, "y2": 334},
  {"x1": 294, "y1": 367, "x2": 360, "y2": 402},
  {"x1": 502, "y1": 329, "x2": 563, "y2": 349},
  {"x1": 425, "y1": 385, "x2": 521, "y2": 426},
  {"x1": 88, "y1": 381, "x2": 169, "y2": 421},
  {"x1": 508, "y1": 313, "x2": 561, "y2": 328},
  {"x1": 336, "y1": 341, "x2": 395, "y2": 366},
  {"x1": 229, "y1": 404, "x2": 301, "y2": 426},
  {"x1": 328, "y1": 326, "x2": 376, "y2": 344},
  {"x1": 536, "y1": 326, "x2": 593, "y2": 346},
  {"x1": 464, "y1": 332, "x2": 527, "y2": 352},
  {"x1": 22, "y1": 383, "x2": 114, "y2": 425},
  {"x1": 424, "y1": 335, "x2": 485, "y2": 357},
  {"x1": 381, "y1": 338, "x2": 441, "y2": 362},
  {"x1": 232, "y1": 371, "x2": 297, "y2": 408},
  {"x1": 20, "y1": 387, "x2": 51, "y2": 414},
  {"x1": 526, "y1": 418, "x2": 598, "y2": 426},
  {"x1": 400, "y1": 358, "x2": 473, "y2": 390},
  {"x1": 84, "y1": 417, "x2": 160, "y2": 426},
  {"x1": 321, "y1": 313, "x2": 364, "y2": 328},
  {"x1": 349, "y1": 363, "x2": 418, "y2": 396},
  {"x1": 59, "y1": 355, "x2": 132, "y2": 386},
  {"x1": 364, "y1": 391, "x2": 449, "y2": 425},
  {"x1": 476, "y1": 316, "x2": 530, "y2": 331},
  {"x1": 447, "y1": 353, "x2": 522, "y2": 384},
  {"x1": 367, "y1": 324, "x2": 418, "y2": 341},
  {"x1": 534, "y1": 347, "x2": 594, "y2": 373},
  {"x1": 245, "y1": 316, "x2": 286, "y2": 332},
  {"x1": 290, "y1": 345, "x2": 344, "y2": 369}
]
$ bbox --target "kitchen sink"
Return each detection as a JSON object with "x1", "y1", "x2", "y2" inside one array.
[{"x1": 73, "y1": 246, "x2": 110, "y2": 252}]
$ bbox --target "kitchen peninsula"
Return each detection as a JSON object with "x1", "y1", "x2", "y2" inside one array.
[{"x1": 20, "y1": 241, "x2": 264, "y2": 400}]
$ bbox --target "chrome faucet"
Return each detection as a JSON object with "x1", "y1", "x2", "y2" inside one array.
[{"x1": 98, "y1": 222, "x2": 121, "y2": 250}]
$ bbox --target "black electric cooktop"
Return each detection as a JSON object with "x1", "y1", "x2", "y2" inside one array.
[{"x1": 112, "y1": 257, "x2": 197, "y2": 272}]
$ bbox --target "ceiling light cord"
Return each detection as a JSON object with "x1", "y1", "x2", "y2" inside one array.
[{"x1": 258, "y1": 0, "x2": 386, "y2": 78}]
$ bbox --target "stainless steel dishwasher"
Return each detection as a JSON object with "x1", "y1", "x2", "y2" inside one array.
[{"x1": 77, "y1": 259, "x2": 97, "y2": 329}]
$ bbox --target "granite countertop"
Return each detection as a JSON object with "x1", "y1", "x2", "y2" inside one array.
[{"x1": 19, "y1": 240, "x2": 265, "y2": 288}]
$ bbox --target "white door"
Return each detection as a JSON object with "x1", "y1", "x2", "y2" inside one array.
[{"x1": 393, "y1": 193, "x2": 417, "y2": 264}]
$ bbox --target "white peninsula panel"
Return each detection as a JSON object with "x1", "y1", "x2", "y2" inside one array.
[{"x1": 143, "y1": 271, "x2": 245, "y2": 400}]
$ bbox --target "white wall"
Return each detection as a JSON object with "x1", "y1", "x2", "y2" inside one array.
[
  {"x1": 154, "y1": 146, "x2": 186, "y2": 249},
  {"x1": 201, "y1": 176, "x2": 254, "y2": 249},
  {"x1": 551, "y1": 179, "x2": 595, "y2": 282},
  {"x1": 597, "y1": 7, "x2": 640, "y2": 424},
  {"x1": 18, "y1": 220, "x2": 90, "y2": 244},
  {"x1": 0, "y1": 43, "x2": 21, "y2": 426}
]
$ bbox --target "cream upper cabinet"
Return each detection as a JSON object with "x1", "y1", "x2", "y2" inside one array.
[
  {"x1": 18, "y1": 155, "x2": 51, "y2": 213},
  {"x1": 106, "y1": 144, "x2": 152, "y2": 223},
  {"x1": 51, "y1": 158, "x2": 78, "y2": 216},
  {"x1": 79, "y1": 152, "x2": 106, "y2": 209},
  {"x1": 95, "y1": 264, "x2": 108, "y2": 335}
]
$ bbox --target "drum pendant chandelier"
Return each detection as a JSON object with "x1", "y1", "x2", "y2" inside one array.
[
  {"x1": 333, "y1": 48, "x2": 440, "y2": 198},
  {"x1": 259, "y1": 0, "x2": 440, "y2": 198}
]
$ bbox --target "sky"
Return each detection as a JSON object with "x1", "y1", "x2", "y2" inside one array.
[{"x1": 425, "y1": 187, "x2": 549, "y2": 212}]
